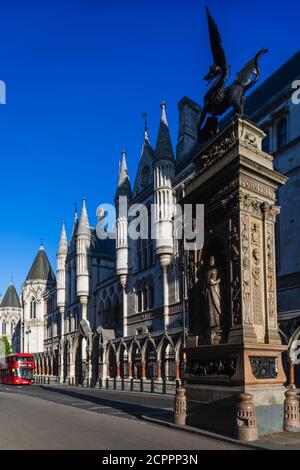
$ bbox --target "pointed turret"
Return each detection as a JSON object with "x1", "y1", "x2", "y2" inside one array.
[
  {"x1": 155, "y1": 102, "x2": 175, "y2": 161},
  {"x1": 76, "y1": 199, "x2": 91, "y2": 320},
  {"x1": 57, "y1": 221, "x2": 68, "y2": 255},
  {"x1": 153, "y1": 102, "x2": 175, "y2": 330},
  {"x1": 26, "y1": 244, "x2": 55, "y2": 283},
  {"x1": 0, "y1": 282, "x2": 21, "y2": 309},
  {"x1": 115, "y1": 151, "x2": 132, "y2": 200},
  {"x1": 57, "y1": 221, "x2": 68, "y2": 312},
  {"x1": 77, "y1": 198, "x2": 91, "y2": 237}
]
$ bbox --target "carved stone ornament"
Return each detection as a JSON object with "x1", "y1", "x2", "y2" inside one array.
[
  {"x1": 261, "y1": 202, "x2": 281, "y2": 222},
  {"x1": 266, "y1": 223, "x2": 276, "y2": 323},
  {"x1": 229, "y1": 221, "x2": 241, "y2": 325},
  {"x1": 249, "y1": 356, "x2": 278, "y2": 379},
  {"x1": 240, "y1": 130, "x2": 273, "y2": 161},
  {"x1": 241, "y1": 216, "x2": 252, "y2": 325},
  {"x1": 198, "y1": 134, "x2": 237, "y2": 172},
  {"x1": 251, "y1": 222, "x2": 262, "y2": 324},
  {"x1": 190, "y1": 357, "x2": 237, "y2": 378}
]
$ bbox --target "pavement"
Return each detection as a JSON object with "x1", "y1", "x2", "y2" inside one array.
[
  {"x1": 1, "y1": 383, "x2": 299, "y2": 450},
  {"x1": 0, "y1": 384, "x2": 241, "y2": 450}
]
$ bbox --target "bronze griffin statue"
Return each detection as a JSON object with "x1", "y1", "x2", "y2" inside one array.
[{"x1": 198, "y1": 7, "x2": 268, "y2": 143}]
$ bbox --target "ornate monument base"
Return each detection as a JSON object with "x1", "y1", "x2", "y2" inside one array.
[
  {"x1": 184, "y1": 343, "x2": 286, "y2": 436},
  {"x1": 184, "y1": 117, "x2": 288, "y2": 437}
]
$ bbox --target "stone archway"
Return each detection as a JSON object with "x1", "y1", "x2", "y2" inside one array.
[
  {"x1": 107, "y1": 344, "x2": 117, "y2": 378},
  {"x1": 63, "y1": 340, "x2": 69, "y2": 381},
  {"x1": 159, "y1": 338, "x2": 176, "y2": 381},
  {"x1": 91, "y1": 333, "x2": 100, "y2": 386},
  {"x1": 118, "y1": 342, "x2": 128, "y2": 378},
  {"x1": 75, "y1": 336, "x2": 83, "y2": 385},
  {"x1": 144, "y1": 340, "x2": 157, "y2": 379},
  {"x1": 131, "y1": 341, "x2": 142, "y2": 379}
]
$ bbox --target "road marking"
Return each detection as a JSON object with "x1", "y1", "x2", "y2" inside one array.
[{"x1": 71, "y1": 402, "x2": 96, "y2": 406}]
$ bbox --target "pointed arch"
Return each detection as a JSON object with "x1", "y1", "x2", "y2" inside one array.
[
  {"x1": 143, "y1": 338, "x2": 158, "y2": 379},
  {"x1": 117, "y1": 341, "x2": 128, "y2": 378},
  {"x1": 129, "y1": 339, "x2": 142, "y2": 379},
  {"x1": 106, "y1": 342, "x2": 117, "y2": 378},
  {"x1": 158, "y1": 334, "x2": 176, "y2": 381}
]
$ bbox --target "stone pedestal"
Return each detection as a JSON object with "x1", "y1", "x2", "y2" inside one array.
[{"x1": 184, "y1": 117, "x2": 288, "y2": 437}]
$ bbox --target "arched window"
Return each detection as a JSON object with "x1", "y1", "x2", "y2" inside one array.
[
  {"x1": 147, "y1": 204, "x2": 154, "y2": 266},
  {"x1": 142, "y1": 284, "x2": 148, "y2": 311},
  {"x1": 135, "y1": 283, "x2": 142, "y2": 313},
  {"x1": 137, "y1": 236, "x2": 142, "y2": 271},
  {"x1": 2, "y1": 321, "x2": 6, "y2": 335},
  {"x1": 67, "y1": 266, "x2": 71, "y2": 303},
  {"x1": 11, "y1": 321, "x2": 15, "y2": 335},
  {"x1": 98, "y1": 301, "x2": 104, "y2": 326},
  {"x1": 104, "y1": 298, "x2": 112, "y2": 326},
  {"x1": 74, "y1": 309, "x2": 79, "y2": 330},
  {"x1": 148, "y1": 278, "x2": 154, "y2": 309},
  {"x1": 112, "y1": 296, "x2": 120, "y2": 324},
  {"x1": 30, "y1": 298, "x2": 36, "y2": 319},
  {"x1": 277, "y1": 117, "x2": 287, "y2": 150}
]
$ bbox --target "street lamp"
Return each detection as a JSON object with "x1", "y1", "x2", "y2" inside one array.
[{"x1": 25, "y1": 327, "x2": 31, "y2": 353}]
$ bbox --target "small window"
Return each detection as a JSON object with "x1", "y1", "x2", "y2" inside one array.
[
  {"x1": 277, "y1": 118, "x2": 287, "y2": 150},
  {"x1": 30, "y1": 298, "x2": 36, "y2": 319}
]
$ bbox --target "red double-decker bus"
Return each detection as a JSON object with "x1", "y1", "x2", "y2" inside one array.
[{"x1": 0, "y1": 353, "x2": 35, "y2": 385}]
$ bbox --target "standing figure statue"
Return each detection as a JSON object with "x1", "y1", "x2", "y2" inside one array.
[
  {"x1": 198, "y1": 7, "x2": 268, "y2": 143},
  {"x1": 203, "y1": 256, "x2": 224, "y2": 343}
]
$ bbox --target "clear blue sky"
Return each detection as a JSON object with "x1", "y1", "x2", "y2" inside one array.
[{"x1": 0, "y1": 0, "x2": 299, "y2": 295}]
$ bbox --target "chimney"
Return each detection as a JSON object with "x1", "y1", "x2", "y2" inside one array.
[{"x1": 176, "y1": 96, "x2": 201, "y2": 165}]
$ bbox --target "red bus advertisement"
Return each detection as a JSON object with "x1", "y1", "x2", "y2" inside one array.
[{"x1": 0, "y1": 353, "x2": 35, "y2": 385}]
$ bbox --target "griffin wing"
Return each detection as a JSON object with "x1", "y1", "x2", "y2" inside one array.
[{"x1": 206, "y1": 6, "x2": 227, "y2": 69}]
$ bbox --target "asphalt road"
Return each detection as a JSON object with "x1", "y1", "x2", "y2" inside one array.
[{"x1": 0, "y1": 384, "x2": 241, "y2": 450}]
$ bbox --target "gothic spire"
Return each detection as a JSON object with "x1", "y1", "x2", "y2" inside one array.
[
  {"x1": 77, "y1": 198, "x2": 91, "y2": 237},
  {"x1": 115, "y1": 151, "x2": 132, "y2": 200},
  {"x1": 155, "y1": 102, "x2": 174, "y2": 161},
  {"x1": 57, "y1": 221, "x2": 68, "y2": 255}
]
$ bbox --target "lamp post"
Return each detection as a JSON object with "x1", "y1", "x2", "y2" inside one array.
[
  {"x1": 179, "y1": 240, "x2": 188, "y2": 385},
  {"x1": 25, "y1": 327, "x2": 31, "y2": 353},
  {"x1": 170, "y1": 242, "x2": 188, "y2": 382}
]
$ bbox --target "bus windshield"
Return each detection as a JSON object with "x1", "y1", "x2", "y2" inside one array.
[{"x1": 16, "y1": 368, "x2": 34, "y2": 380}]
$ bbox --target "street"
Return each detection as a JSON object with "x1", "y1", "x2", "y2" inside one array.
[{"x1": 0, "y1": 384, "x2": 241, "y2": 450}]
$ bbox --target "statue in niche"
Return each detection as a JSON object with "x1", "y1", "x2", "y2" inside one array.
[{"x1": 203, "y1": 255, "x2": 225, "y2": 342}]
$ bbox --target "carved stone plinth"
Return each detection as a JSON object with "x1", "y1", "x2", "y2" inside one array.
[{"x1": 183, "y1": 117, "x2": 288, "y2": 437}]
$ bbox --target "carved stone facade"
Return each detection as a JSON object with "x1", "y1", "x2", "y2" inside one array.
[{"x1": 184, "y1": 117, "x2": 288, "y2": 437}]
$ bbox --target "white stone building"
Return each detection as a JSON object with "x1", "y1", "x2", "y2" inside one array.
[
  {"x1": 0, "y1": 282, "x2": 22, "y2": 352},
  {"x1": 21, "y1": 245, "x2": 55, "y2": 354}
]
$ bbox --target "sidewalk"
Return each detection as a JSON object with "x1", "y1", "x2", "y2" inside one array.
[
  {"x1": 35, "y1": 380, "x2": 300, "y2": 449},
  {"x1": 141, "y1": 411, "x2": 300, "y2": 450}
]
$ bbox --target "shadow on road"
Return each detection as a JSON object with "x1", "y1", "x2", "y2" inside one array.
[{"x1": 39, "y1": 385, "x2": 172, "y2": 420}]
